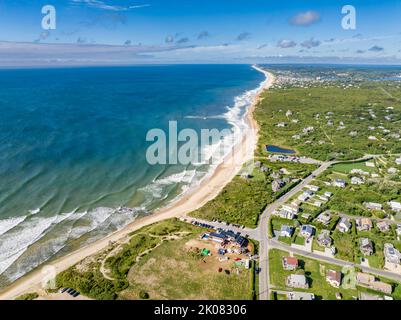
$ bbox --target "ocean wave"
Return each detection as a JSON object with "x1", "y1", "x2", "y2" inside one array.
[
  {"x1": 0, "y1": 216, "x2": 28, "y2": 237},
  {"x1": 139, "y1": 169, "x2": 197, "y2": 200},
  {"x1": 0, "y1": 66, "x2": 269, "y2": 285},
  {"x1": 0, "y1": 206, "x2": 142, "y2": 281}
]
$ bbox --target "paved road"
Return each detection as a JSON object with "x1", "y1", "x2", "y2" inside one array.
[
  {"x1": 258, "y1": 161, "x2": 335, "y2": 300},
  {"x1": 269, "y1": 238, "x2": 401, "y2": 283}
]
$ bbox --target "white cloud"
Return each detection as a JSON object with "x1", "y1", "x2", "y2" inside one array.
[
  {"x1": 277, "y1": 39, "x2": 297, "y2": 48},
  {"x1": 290, "y1": 11, "x2": 320, "y2": 26},
  {"x1": 71, "y1": 0, "x2": 150, "y2": 12}
]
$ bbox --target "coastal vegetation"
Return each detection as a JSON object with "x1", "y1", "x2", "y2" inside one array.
[
  {"x1": 14, "y1": 292, "x2": 39, "y2": 300},
  {"x1": 189, "y1": 161, "x2": 316, "y2": 227},
  {"x1": 56, "y1": 219, "x2": 254, "y2": 300},
  {"x1": 255, "y1": 79, "x2": 401, "y2": 161}
]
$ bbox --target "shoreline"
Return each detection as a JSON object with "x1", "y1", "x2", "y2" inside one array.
[{"x1": 0, "y1": 67, "x2": 275, "y2": 300}]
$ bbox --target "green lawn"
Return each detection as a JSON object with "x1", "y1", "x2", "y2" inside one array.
[
  {"x1": 269, "y1": 249, "x2": 358, "y2": 300},
  {"x1": 331, "y1": 161, "x2": 376, "y2": 174},
  {"x1": 293, "y1": 235, "x2": 305, "y2": 246}
]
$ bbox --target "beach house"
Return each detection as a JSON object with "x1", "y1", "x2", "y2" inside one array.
[
  {"x1": 384, "y1": 243, "x2": 401, "y2": 265},
  {"x1": 377, "y1": 221, "x2": 390, "y2": 233},
  {"x1": 360, "y1": 238, "x2": 374, "y2": 256},
  {"x1": 333, "y1": 179, "x2": 346, "y2": 188},
  {"x1": 364, "y1": 202, "x2": 383, "y2": 211},
  {"x1": 280, "y1": 225, "x2": 294, "y2": 238},
  {"x1": 337, "y1": 217, "x2": 352, "y2": 233},
  {"x1": 316, "y1": 212, "x2": 331, "y2": 226},
  {"x1": 356, "y1": 218, "x2": 373, "y2": 232},
  {"x1": 351, "y1": 176, "x2": 365, "y2": 185},
  {"x1": 282, "y1": 257, "x2": 298, "y2": 271},
  {"x1": 300, "y1": 225, "x2": 315, "y2": 239},
  {"x1": 317, "y1": 230, "x2": 332, "y2": 247}
]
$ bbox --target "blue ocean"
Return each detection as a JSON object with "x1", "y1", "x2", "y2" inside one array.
[{"x1": 0, "y1": 64, "x2": 265, "y2": 286}]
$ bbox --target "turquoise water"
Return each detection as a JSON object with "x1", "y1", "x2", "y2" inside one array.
[{"x1": 0, "y1": 64, "x2": 265, "y2": 285}]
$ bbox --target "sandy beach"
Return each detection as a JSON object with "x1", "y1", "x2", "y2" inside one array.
[{"x1": 0, "y1": 67, "x2": 275, "y2": 300}]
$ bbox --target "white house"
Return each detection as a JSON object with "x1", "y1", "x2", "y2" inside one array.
[
  {"x1": 298, "y1": 193, "x2": 310, "y2": 202},
  {"x1": 280, "y1": 225, "x2": 294, "y2": 238},
  {"x1": 306, "y1": 185, "x2": 320, "y2": 192},
  {"x1": 364, "y1": 202, "x2": 383, "y2": 211},
  {"x1": 356, "y1": 218, "x2": 373, "y2": 232},
  {"x1": 388, "y1": 201, "x2": 401, "y2": 213},
  {"x1": 384, "y1": 243, "x2": 401, "y2": 265},
  {"x1": 337, "y1": 217, "x2": 351, "y2": 233},
  {"x1": 333, "y1": 179, "x2": 346, "y2": 188},
  {"x1": 351, "y1": 176, "x2": 365, "y2": 185},
  {"x1": 377, "y1": 221, "x2": 390, "y2": 233},
  {"x1": 316, "y1": 212, "x2": 331, "y2": 226}
]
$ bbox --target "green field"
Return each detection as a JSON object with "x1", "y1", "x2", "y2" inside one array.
[{"x1": 331, "y1": 161, "x2": 376, "y2": 174}]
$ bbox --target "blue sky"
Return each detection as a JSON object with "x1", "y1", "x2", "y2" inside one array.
[{"x1": 0, "y1": 0, "x2": 401, "y2": 65}]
